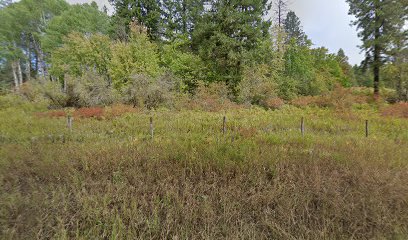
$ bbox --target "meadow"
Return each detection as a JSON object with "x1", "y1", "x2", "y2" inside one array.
[{"x1": 1, "y1": 96, "x2": 408, "y2": 239}]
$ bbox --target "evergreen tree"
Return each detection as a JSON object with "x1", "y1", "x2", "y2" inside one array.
[
  {"x1": 284, "y1": 11, "x2": 310, "y2": 46},
  {"x1": 347, "y1": 0, "x2": 408, "y2": 96},
  {"x1": 273, "y1": 0, "x2": 288, "y2": 28},
  {"x1": 336, "y1": 48, "x2": 354, "y2": 85},
  {"x1": 161, "y1": 0, "x2": 204, "y2": 41},
  {"x1": 109, "y1": 0, "x2": 162, "y2": 40},
  {"x1": 193, "y1": 0, "x2": 271, "y2": 92}
]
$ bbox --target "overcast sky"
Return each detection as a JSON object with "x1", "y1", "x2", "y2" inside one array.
[{"x1": 67, "y1": 0, "x2": 364, "y2": 65}]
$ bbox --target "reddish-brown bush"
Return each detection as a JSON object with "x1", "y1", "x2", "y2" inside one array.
[
  {"x1": 262, "y1": 97, "x2": 285, "y2": 110},
  {"x1": 34, "y1": 110, "x2": 66, "y2": 118},
  {"x1": 104, "y1": 104, "x2": 137, "y2": 119},
  {"x1": 291, "y1": 96, "x2": 319, "y2": 108},
  {"x1": 73, "y1": 107, "x2": 104, "y2": 119},
  {"x1": 291, "y1": 87, "x2": 369, "y2": 109},
  {"x1": 184, "y1": 83, "x2": 242, "y2": 112},
  {"x1": 381, "y1": 102, "x2": 408, "y2": 118}
]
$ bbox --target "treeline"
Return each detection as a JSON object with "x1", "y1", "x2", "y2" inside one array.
[{"x1": 0, "y1": 0, "x2": 406, "y2": 108}]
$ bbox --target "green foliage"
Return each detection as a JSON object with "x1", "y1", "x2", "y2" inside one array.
[
  {"x1": 49, "y1": 32, "x2": 112, "y2": 80},
  {"x1": 284, "y1": 11, "x2": 310, "y2": 46},
  {"x1": 160, "y1": 36, "x2": 205, "y2": 92},
  {"x1": 193, "y1": 0, "x2": 271, "y2": 92},
  {"x1": 160, "y1": 0, "x2": 205, "y2": 40},
  {"x1": 41, "y1": 3, "x2": 111, "y2": 53},
  {"x1": 122, "y1": 73, "x2": 176, "y2": 109},
  {"x1": 109, "y1": 25, "x2": 162, "y2": 90},
  {"x1": 1, "y1": 102, "x2": 408, "y2": 239},
  {"x1": 239, "y1": 64, "x2": 277, "y2": 105},
  {"x1": 347, "y1": 0, "x2": 407, "y2": 95},
  {"x1": 109, "y1": 0, "x2": 162, "y2": 40}
]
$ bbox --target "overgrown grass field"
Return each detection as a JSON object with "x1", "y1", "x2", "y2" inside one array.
[{"x1": 1, "y1": 97, "x2": 408, "y2": 239}]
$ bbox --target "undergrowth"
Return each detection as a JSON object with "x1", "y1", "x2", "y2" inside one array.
[{"x1": 1, "y1": 99, "x2": 407, "y2": 239}]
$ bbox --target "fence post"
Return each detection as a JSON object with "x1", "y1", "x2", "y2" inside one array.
[
  {"x1": 301, "y1": 117, "x2": 305, "y2": 137},
  {"x1": 222, "y1": 116, "x2": 227, "y2": 135},
  {"x1": 150, "y1": 116, "x2": 154, "y2": 139},
  {"x1": 67, "y1": 116, "x2": 73, "y2": 132},
  {"x1": 365, "y1": 120, "x2": 369, "y2": 137}
]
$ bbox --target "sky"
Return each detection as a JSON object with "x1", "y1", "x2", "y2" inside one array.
[{"x1": 66, "y1": 0, "x2": 364, "y2": 65}]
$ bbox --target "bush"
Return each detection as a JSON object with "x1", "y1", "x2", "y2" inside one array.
[
  {"x1": 186, "y1": 82, "x2": 239, "y2": 112},
  {"x1": 104, "y1": 104, "x2": 138, "y2": 119},
  {"x1": 262, "y1": 97, "x2": 285, "y2": 110},
  {"x1": 70, "y1": 72, "x2": 119, "y2": 107},
  {"x1": 122, "y1": 73, "x2": 177, "y2": 109},
  {"x1": 73, "y1": 107, "x2": 104, "y2": 119},
  {"x1": 381, "y1": 102, "x2": 408, "y2": 118},
  {"x1": 291, "y1": 86, "x2": 368, "y2": 109},
  {"x1": 239, "y1": 64, "x2": 278, "y2": 105}
]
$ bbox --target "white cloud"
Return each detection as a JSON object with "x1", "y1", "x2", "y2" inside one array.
[{"x1": 289, "y1": 0, "x2": 363, "y2": 65}]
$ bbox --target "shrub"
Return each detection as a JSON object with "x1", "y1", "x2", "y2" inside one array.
[
  {"x1": 73, "y1": 107, "x2": 104, "y2": 119},
  {"x1": 109, "y1": 24, "x2": 162, "y2": 89},
  {"x1": 70, "y1": 72, "x2": 119, "y2": 107},
  {"x1": 290, "y1": 96, "x2": 319, "y2": 108},
  {"x1": 186, "y1": 82, "x2": 239, "y2": 112},
  {"x1": 122, "y1": 73, "x2": 177, "y2": 109},
  {"x1": 381, "y1": 102, "x2": 408, "y2": 118},
  {"x1": 239, "y1": 64, "x2": 278, "y2": 105},
  {"x1": 35, "y1": 110, "x2": 67, "y2": 118},
  {"x1": 261, "y1": 97, "x2": 285, "y2": 110},
  {"x1": 291, "y1": 86, "x2": 368, "y2": 109},
  {"x1": 104, "y1": 104, "x2": 138, "y2": 119}
]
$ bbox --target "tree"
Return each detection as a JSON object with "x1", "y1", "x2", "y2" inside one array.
[
  {"x1": 109, "y1": 23, "x2": 161, "y2": 90},
  {"x1": 273, "y1": 0, "x2": 288, "y2": 28},
  {"x1": 284, "y1": 11, "x2": 310, "y2": 46},
  {"x1": 41, "y1": 3, "x2": 111, "y2": 53},
  {"x1": 336, "y1": 48, "x2": 355, "y2": 86},
  {"x1": 161, "y1": 36, "x2": 205, "y2": 92},
  {"x1": 109, "y1": 0, "x2": 162, "y2": 40},
  {"x1": 0, "y1": 0, "x2": 11, "y2": 9},
  {"x1": 49, "y1": 32, "x2": 112, "y2": 92},
  {"x1": 193, "y1": 0, "x2": 271, "y2": 92},
  {"x1": 347, "y1": 0, "x2": 408, "y2": 96},
  {"x1": 0, "y1": 0, "x2": 69, "y2": 88},
  {"x1": 161, "y1": 0, "x2": 204, "y2": 41}
]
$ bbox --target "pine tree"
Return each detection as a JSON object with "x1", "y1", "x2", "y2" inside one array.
[
  {"x1": 159, "y1": 0, "x2": 205, "y2": 41},
  {"x1": 109, "y1": 0, "x2": 162, "y2": 40},
  {"x1": 347, "y1": 0, "x2": 408, "y2": 96},
  {"x1": 193, "y1": 0, "x2": 271, "y2": 92},
  {"x1": 273, "y1": 0, "x2": 288, "y2": 28},
  {"x1": 284, "y1": 11, "x2": 310, "y2": 46}
]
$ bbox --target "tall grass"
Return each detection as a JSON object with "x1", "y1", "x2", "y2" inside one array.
[{"x1": 1, "y1": 100, "x2": 408, "y2": 239}]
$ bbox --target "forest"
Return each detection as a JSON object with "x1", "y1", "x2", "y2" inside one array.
[
  {"x1": 0, "y1": 0, "x2": 408, "y2": 239},
  {"x1": 0, "y1": 0, "x2": 406, "y2": 106}
]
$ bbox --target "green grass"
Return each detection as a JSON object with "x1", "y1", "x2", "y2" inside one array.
[{"x1": 1, "y1": 99, "x2": 408, "y2": 239}]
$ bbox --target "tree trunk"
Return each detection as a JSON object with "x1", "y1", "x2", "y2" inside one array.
[
  {"x1": 373, "y1": 11, "x2": 381, "y2": 97},
  {"x1": 373, "y1": 50, "x2": 380, "y2": 96},
  {"x1": 11, "y1": 61, "x2": 19, "y2": 91},
  {"x1": 17, "y1": 59, "x2": 23, "y2": 86},
  {"x1": 278, "y1": 2, "x2": 281, "y2": 27},
  {"x1": 182, "y1": 0, "x2": 187, "y2": 34},
  {"x1": 32, "y1": 38, "x2": 46, "y2": 81},
  {"x1": 25, "y1": 35, "x2": 31, "y2": 82}
]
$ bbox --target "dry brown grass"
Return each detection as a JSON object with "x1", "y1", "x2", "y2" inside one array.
[
  {"x1": 1, "y1": 102, "x2": 408, "y2": 239},
  {"x1": 1, "y1": 139, "x2": 408, "y2": 239}
]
